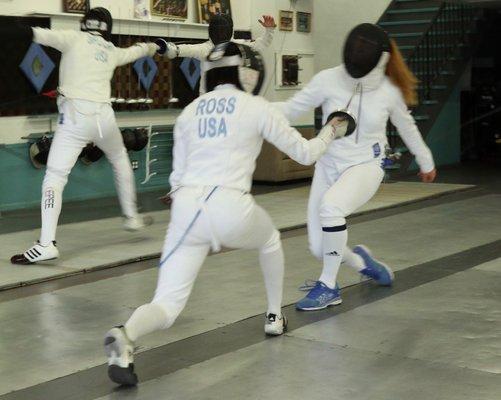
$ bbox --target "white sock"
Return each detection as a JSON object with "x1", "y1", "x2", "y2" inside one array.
[
  {"x1": 259, "y1": 244, "x2": 284, "y2": 317},
  {"x1": 124, "y1": 303, "x2": 170, "y2": 342},
  {"x1": 40, "y1": 186, "x2": 62, "y2": 246},
  {"x1": 319, "y1": 225, "x2": 348, "y2": 289},
  {"x1": 343, "y1": 246, "x2": 365, "y2": 271}
]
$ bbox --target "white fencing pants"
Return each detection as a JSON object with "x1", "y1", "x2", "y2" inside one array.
[
  {"x1": 40, "y1": 99, "x2": 137, "y2": 245},
  {"x1": 124, "y1": 186, "x2": 284, "y2": 342},
  {"x1": 307, "y1": 161, "x2": 384, "y2": 286}
]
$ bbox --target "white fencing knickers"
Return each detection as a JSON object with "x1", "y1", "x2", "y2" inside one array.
[
  {"x1": 40, "y1": 98, "x2": 138, "y2": 245},
  {"x1": 307, "y1": 160, "x2": 385, "y2": 287},
  {"x1": 124, "y1": 186, "x2": 284, "y2": 342}
]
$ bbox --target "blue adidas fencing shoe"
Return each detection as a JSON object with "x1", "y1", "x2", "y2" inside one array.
[
  {"x1": 354, "y1": 245, "x2": 394, "y2": 286},
  {"x1": 296, "y1": 281, "x2": 342, "y2": 311}
]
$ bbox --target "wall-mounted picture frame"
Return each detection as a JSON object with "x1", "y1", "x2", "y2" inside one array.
[
  {"x1": 151, "y1": 0, "x2": 188, "y2": 20},
  {"x1": 279, "y1": 10, "x2": 293, "y2": 32},
  {"x1": 198, "y1": 0, "x2": 232, "y2": 24},
  {"x1": 297, "y1": 11, "x2": 311, "y2": 33},
  {"x1": 63, "y1": 0, "x2": 88, "y2": 14}
]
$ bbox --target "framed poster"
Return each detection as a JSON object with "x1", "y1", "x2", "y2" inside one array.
[
  {"x1": 198, "y1": 0, "x2": 232, "y2": 24},
  {"x1": 279, "y1": 10, "x2": 293, "y2": 32},
  {"x1": 63, "y1": 0, "x2": 88, "y2": 14},
  {"x1": 151, "y1": 0, "x2": 188, "y2": 20},
  {"x1": 297, "y1": 11, "x2": 311, "y2": 33}
]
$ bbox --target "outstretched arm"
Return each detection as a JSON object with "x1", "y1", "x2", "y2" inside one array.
[
  {"x1": 115, "y1": 42, "x2": 159, "y2": 66},
  {"x1": 32, "y1": 28, "x2": 78, "y2": 52},
  {"x1": 389, "y1": 89, "x2": 436, "y2": 179},
  {"x1": 259, "y1": 104, "x2": 343, "y2": 166},
  {"x1": 156, "y1": 39, "x2": 213, "y2": 60}
]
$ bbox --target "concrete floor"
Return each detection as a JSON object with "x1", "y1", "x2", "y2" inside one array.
[{"x1": 0, "y1": 165, "x2": 500, "y2": 400}]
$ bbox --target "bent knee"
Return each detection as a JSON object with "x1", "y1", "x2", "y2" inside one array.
[
  {"x1": 260, "y1": 229, "x2": 281, "y2": 254},
  {"x1": 319, "y1": 199, "x2": 346, "y2": 227}
]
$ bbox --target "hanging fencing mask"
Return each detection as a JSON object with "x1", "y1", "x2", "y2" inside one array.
[
  {"x1": 80, "y1": 143, "x2": 104, "y2": 165},
  {"x1": 343, "y1": 23, "x2": 390, "y2": 79},
  {"x1": 29, "y1": 136, "x2": 52, "y2": 169},
  {"x1": 203, "y1": 41, "x2": 265, "y2": 95},
  {"x1": 208, "y1": 14, "x2": 233, "y2": 45},
  {"x1": 81, "y1": 7, "x2": 113, "y2": 41}
]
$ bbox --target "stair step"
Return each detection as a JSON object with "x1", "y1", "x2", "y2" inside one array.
[
  {"x1": 386, "y1": 7, "x2": 440, "y2": 14},
  {"x1": 419, "y1": 84, "x2": 448, "y2": 90},
  {"x1": 422, "y1": 100, "x2": 439, "y2": 105},
  {"x1": 389, "y1": 32, "x2": 422, "y2": 38},
  {"x1": 400, "y1": 42, "x2": 466, "y2": 51},
  {"x1": 379, "y1": 19, "x2": 432, "y2": 26},
  {"x1": 415, "y1": 70, "x2": 454, "y2": 76},
  {"x1": 413, "y1": 115, "x2": 430, "y2": 121},
  {"x1": 408, "y1": 56, "x2": 459, "y2": 62}
]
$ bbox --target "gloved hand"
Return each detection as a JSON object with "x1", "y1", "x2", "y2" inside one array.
[
  {"x1": 155, "y1": 38, "x2": 179, "y2": 59},
  {"x1": 317, "y1": 116, "x2": 349, "y2": 144},
  {"x1": 146, "y1": 42, "x2": 160, "y2": 57}
]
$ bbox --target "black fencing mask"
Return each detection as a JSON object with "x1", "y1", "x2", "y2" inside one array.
[
  {"x1": 81, "y1": 7, "x2": 113, "y2": 41},
  {"x1": 204, "y1": 42, "x2": 265, "y2": 95},
  {"x1": 208, "y1": 14, "x2": 233, "y2": 45},
  {"x1": 343, "y1": 23, "x2": 390, "y2": 79},
  {"x1": 29, "y1": 136, "x2": 52, "y2": 169}
]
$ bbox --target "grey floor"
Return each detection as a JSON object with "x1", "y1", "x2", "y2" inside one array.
[{"x1": 0, "y1": 164, "x2": 500, "y2": 400}]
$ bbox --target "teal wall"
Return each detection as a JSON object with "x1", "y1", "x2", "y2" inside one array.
[
  {"x1": 409, "y1": 84, "x2": 462, "y2": 171},
  {"x1": 0, "y1": 126, "x2": 173, "y2": 212}
]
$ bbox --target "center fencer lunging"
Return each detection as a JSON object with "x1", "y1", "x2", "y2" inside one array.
[{"x1": 103, "y1": 42, "x2": 348, "y2": 386}]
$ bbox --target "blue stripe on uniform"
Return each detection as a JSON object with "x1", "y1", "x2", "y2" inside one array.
[{"x1": 159, "y1": 186, "x2": 219, "y2": 268}]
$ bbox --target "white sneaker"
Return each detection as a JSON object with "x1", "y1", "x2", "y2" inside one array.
[
  {"x1": 264, "y1": 313, "x2": 287, "y2": 336},
  {"x1": 123, "y1": 215, "x2": 154, "y2": 232},
  {"x1": 10, "y1": 241, "x2": 59, "y2": 265},
  {"x1": 104, "y1": 326, "x2": 138, "y2": 386}
]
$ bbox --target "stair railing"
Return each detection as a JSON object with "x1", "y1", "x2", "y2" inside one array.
[
  {"x1": 387, "y1": 1, "x2": 477, "y2": 152},
  {"x1": 408, "y1": 2, "x2": 476, "y2": 103}
]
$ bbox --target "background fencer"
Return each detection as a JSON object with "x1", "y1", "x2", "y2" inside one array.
[
  {"x1": 156, "y1": 14, "x2": 276, "y2": 93},
  {"x1": 278, "y1": 23, "x2": 437, "y2": 311},
  {"x1": 10, "y1": 7, "x2": 158, "y2": 265},
  {"x1": 103, "y1": 42, "x2": 348, "y2": 386}
]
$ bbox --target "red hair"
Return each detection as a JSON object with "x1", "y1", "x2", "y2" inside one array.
[{"x1": 385, "y1": 39, "x2": 418, "y2": 106}]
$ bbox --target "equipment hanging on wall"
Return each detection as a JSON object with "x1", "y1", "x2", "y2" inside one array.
[
  {"x1": 121, "y1": 128, "x2": 149, "y2": 152},
  {"x1": 80, "y1": 143, "x2": 104, "y2": 165},
  {"x1": 29, "y1": 135, "x2": 52, "y2": 169}
]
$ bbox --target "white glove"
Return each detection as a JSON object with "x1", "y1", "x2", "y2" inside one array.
[
  {"x1": 165, "y1": 42, "x2": 179, "y2": 59},
  {"x1": 317, "y1": 117, "x2": 349, "y2": 145},
  {"x1": 146, "y1": 42, "x2": 160, "y2": 57},
  {"x1": 155, "y1": 38, "x2": 179, "y2": 59}
]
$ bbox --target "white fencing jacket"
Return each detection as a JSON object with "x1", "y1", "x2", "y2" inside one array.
[
  {"x1": 278, "y1": 65, "x2": 435, "y2": 173},
  {"x1": 170, "y1": 84, "x2": 328, "y2": 193},
  {"x1": 173, "y1": 28, "x2": 274, "y2": 94},
  {"x1": 33, "y1": 28, "x2": 154, "y2": 103}
]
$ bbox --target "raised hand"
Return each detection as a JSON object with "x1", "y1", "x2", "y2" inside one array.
[{"x1": 258, "y1": 15, "x2": 277, "y2": 29}]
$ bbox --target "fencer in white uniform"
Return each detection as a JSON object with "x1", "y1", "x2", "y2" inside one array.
[
  {"x1": 278, "y1": 23, "x2": 437, "y2": 311},
  {"x1": 103, "y1": 42, "x2": 348, "y2": 386},
  {"x1": 156, "y1": 14, "x2": 276, "y2": 93},
  {"x1": 11, "y1": 8, "x2": 159, "y2": 265}
]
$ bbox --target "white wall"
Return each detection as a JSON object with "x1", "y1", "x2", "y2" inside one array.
[
  {"x1": 0, "y1": 0, "x2": 392, "y2": 144},
  {"x1": 313, "y1": 0, "x2": 392, "y2": 71}
]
